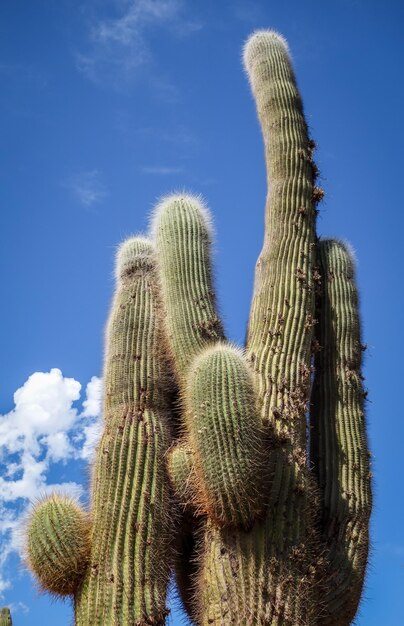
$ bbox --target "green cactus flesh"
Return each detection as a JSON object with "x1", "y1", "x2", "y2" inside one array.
[
  {"x1": 310, "y1": 240, "x2": 372, "y2": 625},
  {"x1": 74, "y1": 238, "x2": 174, "y2": 625},
  {"x1": 184, "y1": 343, "x2": 269, "y2": 528},
  {"x1": 166, "y1": 441, "x2": 195, "y2": 509},
  {"x1": 0, "y1": 608, "x2": 12, "y2": 626},
  {"x1": 24, "y1": 28, "x2": 371, "y2": 626},
  {"x1": 26, "y1": 494, "x2": 90, "y2": 596},
  {"x1": 152, "y1": 194, "x2": 224, "y2": 383}
]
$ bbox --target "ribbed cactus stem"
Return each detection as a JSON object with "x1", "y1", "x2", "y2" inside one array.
[
  {"x1": 74, "y1": 237, "x2": 174, "y2": 625},
  {"x1": 185, "y1": 343, "x2": 268, "y2": 527},
  {"x1": 310, "y1": 240, "x2": 372, "y2": 625},
  {"x1": 26, "y1": 494, "x2": 90, "y2": 596},
  {"x1": 245, "y1": 29, "x2": 318, "y2": 449},
  {"x1": 0, "y1": 608, "x2": 12, "y2": 626},
  {"x1": 152, "y1": 194, "x2": 225, "y2": 383}
]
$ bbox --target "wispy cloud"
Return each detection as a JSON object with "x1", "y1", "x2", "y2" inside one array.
[
  {"x1": 141, "y1": 165, "x2": 183, "y2": 175},
  {"x1": 0, "y1": 370, "x2": 102, "y2": 596},
  {"x1": 64, "y1": 169, "x2": 107, "y2": 207},
  {"x1": 6, "y1": 602, "x2": 29, "y2": 616},
  {"x1": 233, "y1": 1, "x2": 264, "y2": 23},
  {"x1": 76, "y1": 0, "x2": 203, "y2": 87},
  {"x1": 135, "y1": 124, "x2": 198, "y2": 147}
]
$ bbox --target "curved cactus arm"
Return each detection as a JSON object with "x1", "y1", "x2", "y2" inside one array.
[
  {"x1": 25, "y1": 494, "x2": 91, "y2": 596},
  {"x1": 310, "y1": 239, "x2": 372, "y2": 625},
  {"x1": 74, "y1": 237, "x2": 174, "y2": 626},
  {"x1": 245, "y1": 30, "x2": 319, "y2": 448},
  {"x1": 0, "y1": 607, "x2": 12, "y2": 626}
]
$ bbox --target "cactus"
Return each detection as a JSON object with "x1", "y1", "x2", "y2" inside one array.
[
  {"x1": 24, "y1": 28, "x2": 371, "y2": 626},
  {"x1": 0, "y1": 608, "x2": 12, "y2": 626},
  {"x1": 26, "y1": 238, "x2": 176, "y2": 625},
  {"x1": 152, "y1": 30, "x2": 371, "y2": 626}
]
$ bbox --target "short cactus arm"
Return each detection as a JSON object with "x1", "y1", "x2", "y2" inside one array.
[
  {"x1": 26, "y1": 494, "x2": 91, "y2": 596},
  {"x1": 0, "y1": 608, "x2": 12, "y2": 626},
  {"x1": 184, "y1": 343, "x2": 269, "y2": 527},
  {"x1": 310, "y1": 240, "x2": 372, "y2": 625},
  {"x1": 75, "y1": 238, "x2": 174, "y2": 626}
]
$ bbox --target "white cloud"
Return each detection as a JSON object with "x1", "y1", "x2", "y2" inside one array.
[
  {"x1": 64, "y1": 169, "x2": 107, "y2": 207},
  {"x1": 80, "y1": 376, "x2": 103, "y2": 460},
  {"x1": 0, "y1": 370, "x2": 102, "y2": 597},
  {"x1": 76, "y1": 0, "x2": 202, "y2": 87},
  {"x1": 82, "y1": 375, "x2": 103, "y2": 417}
]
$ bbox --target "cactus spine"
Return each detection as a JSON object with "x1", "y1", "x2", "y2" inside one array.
[
  {"x1": 24, "y1": 28, "x2": 371, "y2": 626},
  {"x1": 0, "y1": 608, "x2": 12, "y2": 626}
]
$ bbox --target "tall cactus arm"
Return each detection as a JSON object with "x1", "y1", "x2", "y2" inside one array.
[
  {"x1": 74, "y1": 237, "x2": 174, "y2": 626},
  {"x1": 245, "y1": 30, "x2": 319, "y2": 450},
  {"x1": 310, "y1": 239, "x2": 372, "y2": 625},
  {"x1": 194, "y1": 31, "x2": 323, "y2": 626},
  {"x1": 0, "y1": 608, "x2": 12, "y2": 626},
  {"x1": 26, "y1": 494, "x2": 90, "y2": 596}
]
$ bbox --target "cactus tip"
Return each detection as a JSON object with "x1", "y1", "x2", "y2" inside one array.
[
  {"x1": 243, "y1": 29, "x2": 291, "y2": 73},
  {"x1": 115, "y1": 235, "x2": 154, "y2": 281},
  {"x1": 320, "y1": 237, "x2": 358, "y2": 272}
]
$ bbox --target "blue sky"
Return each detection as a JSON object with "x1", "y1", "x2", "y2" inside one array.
[{"x1": 0, "y1": 0, "x2": 403, "y2": 623}]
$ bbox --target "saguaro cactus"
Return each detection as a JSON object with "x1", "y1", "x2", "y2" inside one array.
[{"x1": 25, "y1": 29, "x2": 371, "y2": 626}]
